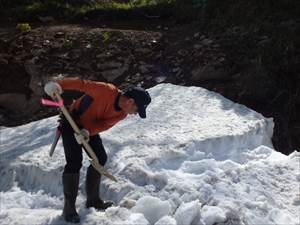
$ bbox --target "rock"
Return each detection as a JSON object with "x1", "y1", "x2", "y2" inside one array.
[
  {"x1": 79, "y1": 62, "x2": 91, "y2": 70},
  {"x1": 176, "y1": 69, "x2": 183, "y2": 77},
  {"x1": 54, "y1": 32, "x2": 65, "y2": 38},
  {"x1": 0, "y1": 93, "x2": 27, "y2": 111},
  {"x1": 296, "y1": 81, "x2": 300, "y2": 105},
  {"x1": 136, "y1": 48, "x2": 152, "y2": 54},
  {"x1": 125, "y1": 76, "x2": 131, "y2": 81},
  {"x1": 178, "y1": 49, "x2": 188, "y2": 56},
  {"x1": 24, "y1": 60, "x2": 43, "y2": 95},
  {"x1": 155, "y1": 52, "x2": 162, "y2": 60},
  {"x1": 218, "y1": 57, "x2": 226, "y2": 63},
  {"x1": 0, "y1": 56, "x2": 8, "y2": 65},
  {"x1": 101, "y1": 64, "x2": 129, "y2": 82},
  {"x1": 97, "y1": 61, "x2": 122, "y2": 70},
  {"x1": 96, "y1": 52, "x2": 112, "y2": 59},
  {"x1": 155, "y1": 76, "x2": 167, "y2": 83},
  {"x1": 173, "y1": 61, "x2": 181, "y2": 66},
  {"x1": 130, "y1": 75, "x2": 144, "y2": 83},
  {"x1": 172, "y1": 67, "x2": 180, "y2": 73},
  {"x1": 67, "y1": 50, "x2": 80, "y2": 60},
  {"x1": 0, "y1": 112, "x2": 5, "y2": 124},
  {"x1": 145, "y1": 75, "x2": 153, "y2": 80},
  {"x1": 43, "y1": 40, "x2": 50, "y2": 46},
  {"x1": 50, "y1": 61, "x2": 64, "y2": 69},
  {"x1": 57, "y1": 53, "x2": 69, "y2": 59},
  {"x1": 31, "y1": 56, "x2": 39, "y2": 64},
  {"x1": 202, "y1": 38, "x2": 213, "y2": 46},
  {"x1": 0, "y1": 92, "x2": 42, "y2": 121},
  {"x1": 191, "y1": 65, "x2": 228, "y2": 81},
  {"x1": 38, "y1": 16, "x2": 55, "y2": 23},
  {"x1": 258, "y1": 36, "x2": 270, "y2": 46},
  {"x1": 139, "y1": 65, "x2": 149, "y2": 74},
  {"x1": 0, "y1": 39, "x2": 7, "y2": 50},
  {"x1": 194, "y1": 32, "x2": 200, "y2": 38},
  {"x1": 51, "y1": 43, "x2": 63, "y2": 50},
  {"x1": 236, "y1": 64, "x2": 278, "y2": 102},
  {"x1": 193, "y1": 44, "x2": 202, "y2": 50}
]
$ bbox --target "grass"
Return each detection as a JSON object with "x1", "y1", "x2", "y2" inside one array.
[
  {"x1": 102, "y1": 31, "x2": 111, "y2": 43},
  {"x1": 1, "y1": 0, "x2": 299, "y2": 25},
  {"x1": 0, "y1": 0, "x2": 175, "y2": 23}
]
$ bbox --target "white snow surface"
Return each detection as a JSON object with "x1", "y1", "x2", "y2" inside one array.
[{"x1": 0, "y1": 83, "x2": 299, "y2": 225}]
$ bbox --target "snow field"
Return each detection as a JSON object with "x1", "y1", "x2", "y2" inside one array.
[{"x1": 0, "y1": 84, "x2": 299, "y2": 225}]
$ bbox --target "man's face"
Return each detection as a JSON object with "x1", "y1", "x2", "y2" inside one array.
[{"x1": 124, "y1": 98, "x2": 138, "y2": 115}]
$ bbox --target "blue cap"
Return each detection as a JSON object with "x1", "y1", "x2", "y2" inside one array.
[{"x1": 124, "y1": 87, "x2": 151, "y2": 118}]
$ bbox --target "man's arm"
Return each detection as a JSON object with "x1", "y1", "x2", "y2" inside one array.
[{"x1": 57, "y1": 77, "x2": 95, "y2": 94}]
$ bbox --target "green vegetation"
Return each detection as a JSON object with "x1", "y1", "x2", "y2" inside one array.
[
  {"x1": 0, "y1": 0, "x2": 175, "y2": 23},
  {"x1": 16, "y1": 23, "x2": 32, "y2": 32},
  {"x1": 1, "y1": 0, "x2": 299, "y2": 26},
  {"x1": 102, "y1": 31, "x2": 111, "y2": 43}
]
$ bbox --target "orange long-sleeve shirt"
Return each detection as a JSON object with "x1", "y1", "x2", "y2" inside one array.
[{"x1": 58, "y1": 77, "x2": 127, "y2": 135}]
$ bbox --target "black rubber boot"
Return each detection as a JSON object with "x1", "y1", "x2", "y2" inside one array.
[
  {"x1": 62, "y1": 173, "x2": 80, "y2": 223},
  {"x1": 85, "y1": 165, "x2": 113, "y2": 210}
]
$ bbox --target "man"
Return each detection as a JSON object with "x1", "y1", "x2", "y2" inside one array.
[{"x1": 44, "y1": 77, "x2": 151, "y2": 223}]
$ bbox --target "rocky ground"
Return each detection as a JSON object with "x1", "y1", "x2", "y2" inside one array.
[{"x1": 0, "y1": 20, "x2": 299, "y2": 155}]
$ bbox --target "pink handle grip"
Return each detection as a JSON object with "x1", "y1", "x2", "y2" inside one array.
[{"x1": 41, "y1": 98, "x2": 64, "y2": 107}]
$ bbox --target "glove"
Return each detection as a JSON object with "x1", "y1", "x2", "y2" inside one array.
[
  {"x1": 44, "y1": 81, "x2": 63, "y2": 98},
  {"x1": 74, "y1": 129, "x2": 90, "y2": 144}
]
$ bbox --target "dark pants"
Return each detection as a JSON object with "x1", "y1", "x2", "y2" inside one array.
[{"x1": 60, "y1": 118, "x2": 107, "y2": 174}]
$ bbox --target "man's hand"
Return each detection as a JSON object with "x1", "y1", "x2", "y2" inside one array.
[
  {"x1": 44, "y1": 81, "x2": 63, "y2": 99},
  {"x1": 74, "y1": 129, "x2": 90, "y2": 144}
]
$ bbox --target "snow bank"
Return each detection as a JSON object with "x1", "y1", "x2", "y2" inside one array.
[
  {"x1": 132, "y1": 196, "x2": 171, "y2": 224},
  {"x1": 174, "y1": 200, "x2": 201, "y2": 225},
  {"x1": 0, "y1": 83, "x2": 299, "y2": 225}
]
